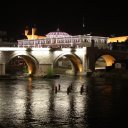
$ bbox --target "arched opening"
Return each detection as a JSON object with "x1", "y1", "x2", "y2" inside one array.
[
  {"x1": 95, "y1": 55, "x2": 116, "y2": 70},
  {"x1": 53, "y1": 54, "x2": 83, "y2": 75},
  {"x1": 6, "y1": 55, "x2": 38, "y2": 76}
]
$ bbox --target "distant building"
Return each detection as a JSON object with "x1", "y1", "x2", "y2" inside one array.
[
  {"x1": 18, "y1": 27, "x2": 108, "y2": 48},
  {"x1": 25, "y1": 26, "x2": 46, "y2": 40},
  {"x1": 108, "y1": 36, "x2": 128, "y2": 43},
  {"x1": 0, "y1": 30, "x2": 16, "y2": 47},
  {"x1": 108, "y1": 35, "x2": 128, "y2": 51}
]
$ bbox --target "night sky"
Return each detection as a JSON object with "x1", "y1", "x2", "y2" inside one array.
[{"x1": 0, "y1": 2, "x2": 127, "y2": 39}]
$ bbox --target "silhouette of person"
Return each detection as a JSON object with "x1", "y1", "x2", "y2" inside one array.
[
  {"x1": 67, "y1": 86, "x2": 71, "y2": 95},
  {"x1": 55, "y1": 86, "x2": 57, "y2": 94},
  {"x1": 80, "y1": 84, "x2": 84, "y2": 95}
]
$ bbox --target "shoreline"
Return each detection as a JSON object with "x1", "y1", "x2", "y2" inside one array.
[{"x1": 91, "y1": 69, "x2": 128, "y2": 79}]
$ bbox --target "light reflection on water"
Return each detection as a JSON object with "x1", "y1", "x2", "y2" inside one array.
[{"x1": 0, "y1": 75, "x2": 128, "y2": 128}]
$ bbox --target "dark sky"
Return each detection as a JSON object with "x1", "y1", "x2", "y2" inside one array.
[{"x1": 0, "y1": 2, "x2": 127, "y2": 39}]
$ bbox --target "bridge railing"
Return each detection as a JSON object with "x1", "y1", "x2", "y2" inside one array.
[{"x1": 17, "y1": 35, "x2": 108, "y2": 49}]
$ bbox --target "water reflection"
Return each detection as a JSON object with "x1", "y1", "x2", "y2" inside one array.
[{"x1": 0, "y1": 76, "x2": 128, "y2": 127}]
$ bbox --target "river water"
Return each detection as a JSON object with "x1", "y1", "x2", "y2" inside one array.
[{"x1": 0, "y1": 75, "x2": 128, "y2": 128}]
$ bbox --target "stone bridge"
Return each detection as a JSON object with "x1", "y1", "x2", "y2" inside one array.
[{"x1": 0, "y1": 44, "x2": 128, "y2": 76}]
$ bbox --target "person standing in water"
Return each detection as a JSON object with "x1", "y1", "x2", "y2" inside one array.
[{"x1": 80, "y1": 84, "x2": 84, "y2": 94}]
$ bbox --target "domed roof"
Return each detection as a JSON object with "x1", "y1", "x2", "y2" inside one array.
[{"x1": 46, "y1": 28, "x2": 70, "y2": 38}]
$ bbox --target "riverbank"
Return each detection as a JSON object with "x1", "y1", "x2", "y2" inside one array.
[
  {"x1": 91, "y1": 69, "x2": 128, "y2": 79},
  {"x1": 0, "y1": 74, "x2": 17, "y2": 80}
]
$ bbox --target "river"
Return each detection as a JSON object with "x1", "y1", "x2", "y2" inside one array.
[{"x1": 0, "y1": 75, "x2": 128, "y2": 128}]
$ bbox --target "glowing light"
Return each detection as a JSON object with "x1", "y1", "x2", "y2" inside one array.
[
  {"x1": 28, "y1": 65, "x2": 32, "y2": 75},
  {"x1": 79, "y1": 66, "x2": 83, "y2": 72},
  {"x1": 25, "y1": 27, "x2": 46, "y2": 40},
  {"x1": 108, "y1": 36, "x2": 128, "y2": 43},
  {"x1": 102, "y1": 55, "x2": 115, "y2": 66}
]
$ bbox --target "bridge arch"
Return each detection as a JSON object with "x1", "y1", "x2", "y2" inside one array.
[
  {"x1": 6, "y1": 53, "x2": 39, "y2": 76},
  {"x1": 53, "y1": 53, "x2": 83, "y2": 75},
  {"x1": 95, "y1": 54, "x2": 116, "y2": 69}
]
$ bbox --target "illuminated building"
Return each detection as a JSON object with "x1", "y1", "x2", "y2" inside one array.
[
  {"x1": 46, "y1": 28, "x2": 71, "y2": 38},
  {"x1": 108, "y1": 36, "x2": 128, "y2": 43},
  {"x1": 25, "y1": 26, "x2": 46, "y2": 40},
  {"x1": 18, "y1": 27, "x2": 108, "y2": 48}
]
